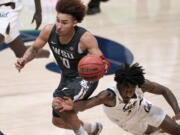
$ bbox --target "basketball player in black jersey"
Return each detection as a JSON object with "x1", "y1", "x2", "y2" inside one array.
[{"x1": 15, "y1": 0, "x2": 109, "y2": 135}]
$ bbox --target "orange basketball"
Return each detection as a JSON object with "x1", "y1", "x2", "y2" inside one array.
[{"x1": 78, "y1": 55, "x2": 105, "y2": 81}]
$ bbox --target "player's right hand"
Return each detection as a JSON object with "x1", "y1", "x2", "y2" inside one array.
[
  {"x1": 52, "y1": 97, "x2": 74, "y2": 112},
  {"x1": 15, "y1": 58, "x2": 26, "y2": 72}
]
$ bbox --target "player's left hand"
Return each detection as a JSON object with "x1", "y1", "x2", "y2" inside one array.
[
  {"x1": 32, "y1": 11, "x2": 42, "y2": 30},
  {"x1": 52, "y1": 97, "x2": 74, "y2": 112}
]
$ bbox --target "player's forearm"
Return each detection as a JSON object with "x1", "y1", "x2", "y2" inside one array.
[
  {"x1": 73, "y1": 102, "x2": 87, "y2": 112},
  {"x1": 144, "y1": 81, "x2": 180, "y2": 114},
  {"x1": 163, "y1": 88, "x2": 180, "y2": 114},
  {"x1": 74, "y1": 96, "x2": 101, "y2": 112},
  {"x1": 74, "y1": 100, "x2": 94, "y2": 112},
  {"x1": 22, "y1": 46, "x2": 39, "y2": 63},
  {"x1": 34, "y1": 0, "x2": 42, "y2": 13}
]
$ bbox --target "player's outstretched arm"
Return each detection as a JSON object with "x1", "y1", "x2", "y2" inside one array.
[
  {"x1": 15, "y1": 24, "x2": 53, "y2": 72},
  {"x1": 142, "y1": 79, "x2": 180, "y2": 115},
  {"x1": 53, "y1": 90, "x2": 115, "y2": 112},
  {"x1": 74, "y1": 90, "x2": 112, "y2": 112}
]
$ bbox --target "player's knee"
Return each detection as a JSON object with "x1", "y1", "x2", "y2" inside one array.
[
  {"x1": 0, "y1": 34, "x2": 5, "y2": 44},
  {"x1": 52, "y1": 117, "x2": 67, "y2": 129},
  {"x1": 52, "y1": 117, "x2": 59, "y2": 127},
  {"x1": 52, "y1": 117, "x2": 61, "y2": 127}
]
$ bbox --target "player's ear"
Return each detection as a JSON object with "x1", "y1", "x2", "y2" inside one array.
[{"x1": 73, "y1": 20, "x2": 78, "y2": 26}]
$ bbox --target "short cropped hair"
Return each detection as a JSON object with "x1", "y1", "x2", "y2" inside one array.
[
  {"x1": 56, "y1": 0, "x2": 86, "y2": 23},
  {"x1": 114, "y1": 63, "x2": 145, "y2": 88}
]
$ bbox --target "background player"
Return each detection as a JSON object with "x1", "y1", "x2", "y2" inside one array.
[
  {"x1": 87, "y1": 0, "x2": 109, "y2": 15},
  {"x1": 0, "y1": 0, "x2": 49, "y2": 58}
]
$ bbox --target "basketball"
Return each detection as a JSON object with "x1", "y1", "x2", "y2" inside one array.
[{"x1": 78, "y1": 55, "x2": 105, "y2": 81}]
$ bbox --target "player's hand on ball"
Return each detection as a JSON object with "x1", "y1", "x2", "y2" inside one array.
[{"x1": 100, "y1": 55, "x2": 110, "y2": 74}]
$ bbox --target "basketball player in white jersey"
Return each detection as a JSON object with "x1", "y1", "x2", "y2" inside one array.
[
  {"x1": 0, "y1": 0, "x2": 49, "y2": 58},
  {"x1": 53, "y1": 63, "x2": 180, "y2": 135}
]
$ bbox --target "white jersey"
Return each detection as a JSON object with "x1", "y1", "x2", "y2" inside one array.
[
  {"x1": 0, "y1": 0, "x2": 22, "y2": 43},
  {"x1": 103, "y1": 85, "x2": 166, "y2": 135},
  {"x1": 0, "y1": 0, "x2": 22, "y2": 11},
  {"x1": 0, "y1": 0, "x2": 13, "y2": 4},
  {"x1": 0, "y1": 0, "x2": 21, "y2": 4}
]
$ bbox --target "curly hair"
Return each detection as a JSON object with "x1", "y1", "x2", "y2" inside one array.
[
  {"x1": 114, "y1": 63, "x2": 145, "y2": 88},
  {"x1": 56, "y1": 0, "x2": 86, "y2": 23}
]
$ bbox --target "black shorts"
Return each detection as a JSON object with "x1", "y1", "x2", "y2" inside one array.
[{"x1": 53, "y1": 75, "x2": 98, "y2": 117}]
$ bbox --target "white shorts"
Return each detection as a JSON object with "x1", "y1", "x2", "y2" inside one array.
[
  {"x1": 0, "y1": 6, "x2": 21, "y2": 43},
  {"x1": 120, "y1": 102, "x2": 166, "y2": 135}
]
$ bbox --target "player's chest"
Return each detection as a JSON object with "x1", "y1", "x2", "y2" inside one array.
[
  {"x1": 116, "y1": 97, "x2": 143, "y2": 115},
  {"x1": 51, "y1": 45, "x2": 76, "y2": 59}
]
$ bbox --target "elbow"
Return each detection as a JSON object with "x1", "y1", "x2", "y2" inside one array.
[{"x1": 162, "y1": 88, "x2": 171, "y2": 97}]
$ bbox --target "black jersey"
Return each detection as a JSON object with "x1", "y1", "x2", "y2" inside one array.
[{"x1": 48, "y1": 25, "x2": 88, "y2": 77}]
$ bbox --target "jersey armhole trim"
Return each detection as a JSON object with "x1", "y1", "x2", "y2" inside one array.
[
  {"x1": 103, "y1": 88, "x2": 116, "y2": 107},
  {"x1": 106, "y1": 88, "x2": 116, "y2": 96}
]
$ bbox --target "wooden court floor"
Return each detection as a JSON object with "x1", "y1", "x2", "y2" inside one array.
[{"x1": 0, "y1": 0, "x2": 180, "y2": 134}]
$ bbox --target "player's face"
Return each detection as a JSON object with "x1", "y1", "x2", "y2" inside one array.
[
  {"x1": 117, "y1": 83, "x2": 136, "y2": 103},
  {"x1": 55, "y1": 13, "x2": 77, "y2": 36}
]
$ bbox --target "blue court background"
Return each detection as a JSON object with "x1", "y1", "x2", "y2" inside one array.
[{"x1": 0, "y1": 30, "x2": 134, "y2": 75}]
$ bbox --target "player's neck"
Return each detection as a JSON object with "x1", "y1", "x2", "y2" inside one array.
[{"x1": 59, "y1": 29, "x2": 75, "y2": 45}]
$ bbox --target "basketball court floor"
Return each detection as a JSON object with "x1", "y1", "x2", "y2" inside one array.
[{"x1": 0, "y1": 0, "x2": 180, "y2": 134}]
